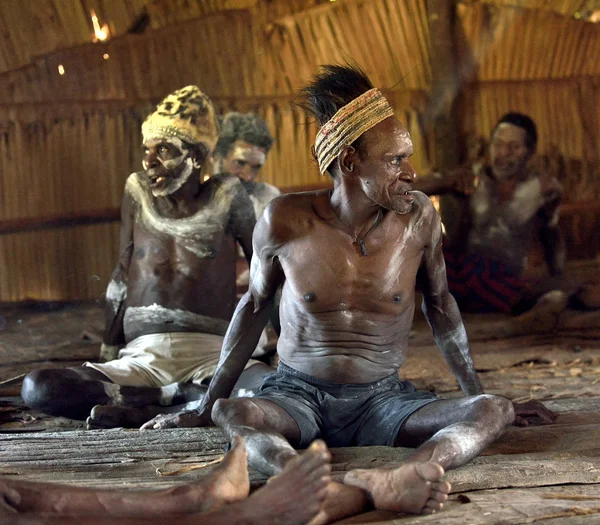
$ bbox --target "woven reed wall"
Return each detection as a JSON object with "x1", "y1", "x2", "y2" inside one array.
[{"x1": 0, "y1": 0, "x2": 598, "y2": 301}]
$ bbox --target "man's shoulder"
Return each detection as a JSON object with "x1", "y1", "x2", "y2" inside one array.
[
  {"x1": 124, "y1": 172, "x2": 147, "y2": 204},
  {"x1": 259, "y1": 190, "x2": 325, "y2": 236},
  {"x1": 207, "y1": 173, "x2": 244, "y2": 192},
  {"x1": 268, "y1": 189, "x2": 324, "y2": 211},
  {"x1": 409, "y1": 191, "x2": 437, "y2": 219}
]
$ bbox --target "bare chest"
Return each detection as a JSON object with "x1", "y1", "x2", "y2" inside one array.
[
  {"x1": 131, "y1": 223, "x2": 235, "y2": 281},
  {"x1": 471, "y1": 177, "x2": 544, "y2": 231},
  {"x1": 280, "y1": 222, "x2": 425, "y2": 314}
]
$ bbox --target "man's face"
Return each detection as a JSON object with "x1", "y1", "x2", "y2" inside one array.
[
  {"x1": 219, "y1": 140, "x2": 267, "y2": 182},
  {"x1": 142, "y1": 137, "x2": 194, "y2": 197},
  {"x1": 352, "y1": 117, "x2": 416, "y2": 215},
  {"x1": 490, "y1": 123, "x2": 532, "y2": 180}
]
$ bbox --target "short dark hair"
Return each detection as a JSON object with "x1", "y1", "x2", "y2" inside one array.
[
  {"x1": 494, "y1": 112, "x2": 538, "y2": 152},
  {"x1": 214, "y1": 112, "x2": 274, "y2": 158},
  {"x1": 296, "y1": 64, "x2": 374, "y2": 175}
]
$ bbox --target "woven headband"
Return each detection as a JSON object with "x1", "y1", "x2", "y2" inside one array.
[{"x1": 314, "y1": 88, "x2": 394, "y2": 174}]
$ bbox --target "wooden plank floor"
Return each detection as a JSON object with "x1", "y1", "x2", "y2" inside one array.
[{"x1": 0, "y1": 261, "x2": 599, "y2": 524}]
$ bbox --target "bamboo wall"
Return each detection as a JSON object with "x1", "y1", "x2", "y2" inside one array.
[{"x1": 0, "y1": 0, "x2": 598, "y2": 301}]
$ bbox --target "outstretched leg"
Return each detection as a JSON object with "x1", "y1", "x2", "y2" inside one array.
[
  {"x1": 3, "y1": 439, "x2": 331, "y2": 525},
  {"x1": 344, "y1": 395, "x2": 513, "y2": 513},
  {"x1": 2, "y1": 436, "x2": 249, "y2": 517},
  {"x1": 21, "y1": 367, "x2": 207, "y2": 421}
]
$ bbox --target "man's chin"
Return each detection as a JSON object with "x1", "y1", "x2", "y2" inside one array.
[{"x1": 389, "y1": 195, "x2": 414, "y2": 215}]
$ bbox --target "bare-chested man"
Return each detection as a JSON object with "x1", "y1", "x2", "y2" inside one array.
[
  {"x1": 21, "y1": 86, "x2": 273, "y2": 429},
  {"x1": 0, "y1": 437, "x2": 331, "y2": 525},
  {"x1": 415, "y1": 113, "x2": 598, "y2": 324},
  {"x1": 137, "y1": 66, "x2": 554, "y2": 522}
]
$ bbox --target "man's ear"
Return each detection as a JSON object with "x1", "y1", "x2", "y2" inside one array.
[
  {"x1": 191, "y1": 144, "x2": 210, "y2": 169},
  {"x1": 338, "y1": 145, "x2": 357, "y2": 176}
]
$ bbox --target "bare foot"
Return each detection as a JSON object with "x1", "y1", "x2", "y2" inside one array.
[
  {"x1": 505, "y1": 290, "x2": 568, "y2": 336},
  {"x1": 148, "y1": 435, "x2": 250, "y2": 515},
  {"x1": 200, "y1": 435, "x2": 250, "y2": 509},
  {"x1": 344, "y1": 462, "x2": 450, "y2": 514},
  {"x1": 87, "y1": 405, "x2": 160, "y2": 429},
  {"x1": 307, "y1": 481, "x2": 369, "y2": 525},
  {"x1": 235, "y1": 440, "x2": 331, "y2": 525}
]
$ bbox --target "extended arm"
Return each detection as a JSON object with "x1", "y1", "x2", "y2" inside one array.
[
  {"x1": 539, "y1": 200, "x2": 565, "y2": 276},
  {"x1": 229, "y1": 179, "x2": 257, "y2": 265},
  {"x1": 101, "y1": 190, "x2": 135, "y2": 361},
  {"x1": 418, "y1": 204, "x2": 483, "y2": 396}
]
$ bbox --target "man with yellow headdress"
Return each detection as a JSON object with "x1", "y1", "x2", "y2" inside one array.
[
  {"x1": 144, "y1": 66, "x2": 555, "y2": 522},
  {"x1": 21, "y1": 86, "x2": 274, "y2": 428}
]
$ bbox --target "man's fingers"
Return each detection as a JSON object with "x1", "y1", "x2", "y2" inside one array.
[{"x1": 514, "y1": 415, "x2": 529, "y2": 427}]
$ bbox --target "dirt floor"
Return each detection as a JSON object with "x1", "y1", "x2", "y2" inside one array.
[{"x1": 0, "y1": 261, "x2": 599, "y2": 524}]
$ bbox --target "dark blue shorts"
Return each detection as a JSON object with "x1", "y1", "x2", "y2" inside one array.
[{"x1": 254, "y1": 361, "x2": 438, "y2": 448}]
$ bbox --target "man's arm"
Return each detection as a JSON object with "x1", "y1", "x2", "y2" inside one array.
[
  {"x1": 141, "y1": 199, "x2": 287, "y2": 429},
  {"x1": 229, "y1": 178, "x2": 257, "y2": 265},
  {"x1": 413, "y1": 167, "x2": 478, "y2": 197},
  {"x1": 418, "y1": 199, "x2": 556, "y2": 424},
  {"x1": 538, "y1": 182, "x2": 565, "y2": 276},
  {"x1": 101, "y1": 190, "x2": 135, "y2": 361},
  {"x1": 417, "y1": 200, "x2": 483, "y2": 396}
]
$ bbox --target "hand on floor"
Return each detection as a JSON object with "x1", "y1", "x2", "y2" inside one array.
[{"x1": 513, "y1": 400, "x2": 556, "y2": 426}]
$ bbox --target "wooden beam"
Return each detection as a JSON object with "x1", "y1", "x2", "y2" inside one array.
[{"x1": 0, "y1": 208, "x2": 120, "y2": 235}]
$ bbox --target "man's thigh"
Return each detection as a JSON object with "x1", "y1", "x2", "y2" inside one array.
[{"x1": 396, "y1": 396, "x2": 486, "y2": 447}]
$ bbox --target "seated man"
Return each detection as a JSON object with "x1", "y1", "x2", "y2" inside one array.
[
  {"x1": 140, "y1": 66, "x2": 554, "y2": 522},
  {"x1": 212, "y1": 111, "x2": 281, "y2": 221},
  {"x1": 21, "y1": 86, "x2": 273, "y2": 429},
  {"x1": 415, "y1": 113, "x2": 598, "y2": 325},
  {"x1": 0, "y1": 438, "x2": 331, "y2": 525}
]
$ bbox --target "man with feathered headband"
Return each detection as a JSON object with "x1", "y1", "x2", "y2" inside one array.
[
  {"x1": 147, "y1": 66, "x2": 555, "y2": 522},
  {"x1": 22, "y1": 86, "x2": 274, "y2": 428}
]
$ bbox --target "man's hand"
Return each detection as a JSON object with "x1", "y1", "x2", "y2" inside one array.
[
  {"x1": 448, "y1": 167, "x2": 477, "y2": 195},
  {"x1": 513, "y1": 400, "x2": 556, "y2": 427},
  {"x1": 140, "y1": 408, "x2": 213, "y2": 430},
  {"x1": 100, "y1": 343, "x2": 121, "y2": 363}
]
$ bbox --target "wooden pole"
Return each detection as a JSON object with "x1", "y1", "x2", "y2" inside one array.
[{"x1": 425, "y1": 0, "x2": 463, "y2": 243}]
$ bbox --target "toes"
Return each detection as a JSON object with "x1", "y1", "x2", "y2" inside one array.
[
  {"x1": 425, "y1": 499, "x2": 444, "y2": 512},
  {"x1": 415, "y1": 462, "x2": 445, "y2": 482},
  {"x1": 431, "y1": 480, "x2": 451, "y2": 495}
]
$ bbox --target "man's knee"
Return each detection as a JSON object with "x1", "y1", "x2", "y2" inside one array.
[
  {"x1": 21, "y1": 369, "x2": 61, "y2": 411},
  {"x1": 473, "y1": 394, "x2": 515, "y2": 428},
  {"x1": 212, "y1": 397, "x2": 264, "y2": 428}
]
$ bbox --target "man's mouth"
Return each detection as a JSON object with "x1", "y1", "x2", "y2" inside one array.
[{"x1": 148, "y1": 172, "x2": 168, "y2": 186}]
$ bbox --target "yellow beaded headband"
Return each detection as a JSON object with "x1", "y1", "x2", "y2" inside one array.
[
  {"x1": 142, "y1": 85, "x2": 219, "y2": 150},
  {"x1": 314, "y1": 88, "x2": 394, "y2": 174}
]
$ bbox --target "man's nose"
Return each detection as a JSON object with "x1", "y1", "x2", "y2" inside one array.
[
  {"x1": 240, "y1": 165, "x2": 255, "y2": 181},
  {"x1": 144, "y1": 152, "x2": 159, "y2": 169},
  {"x1": 399, "y1": 162, "x2": 417, "y2": 183}
]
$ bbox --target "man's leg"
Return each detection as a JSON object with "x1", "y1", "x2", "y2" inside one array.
[
  {"x1": 21, "y1": 367, "x2": 206, "y2": 420},
  {"x1": 87, "y1": 363, "x2": 275, "y2": 429},
  {"x1": 2, "y1": 438, "x2": 331, "y2": 525},
  {"x1": 1, "y1": 436, "x2": 250, "y2": 517},
  {"x1": 344, "y1": 394, "x2": 513, "y2": 511}
]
